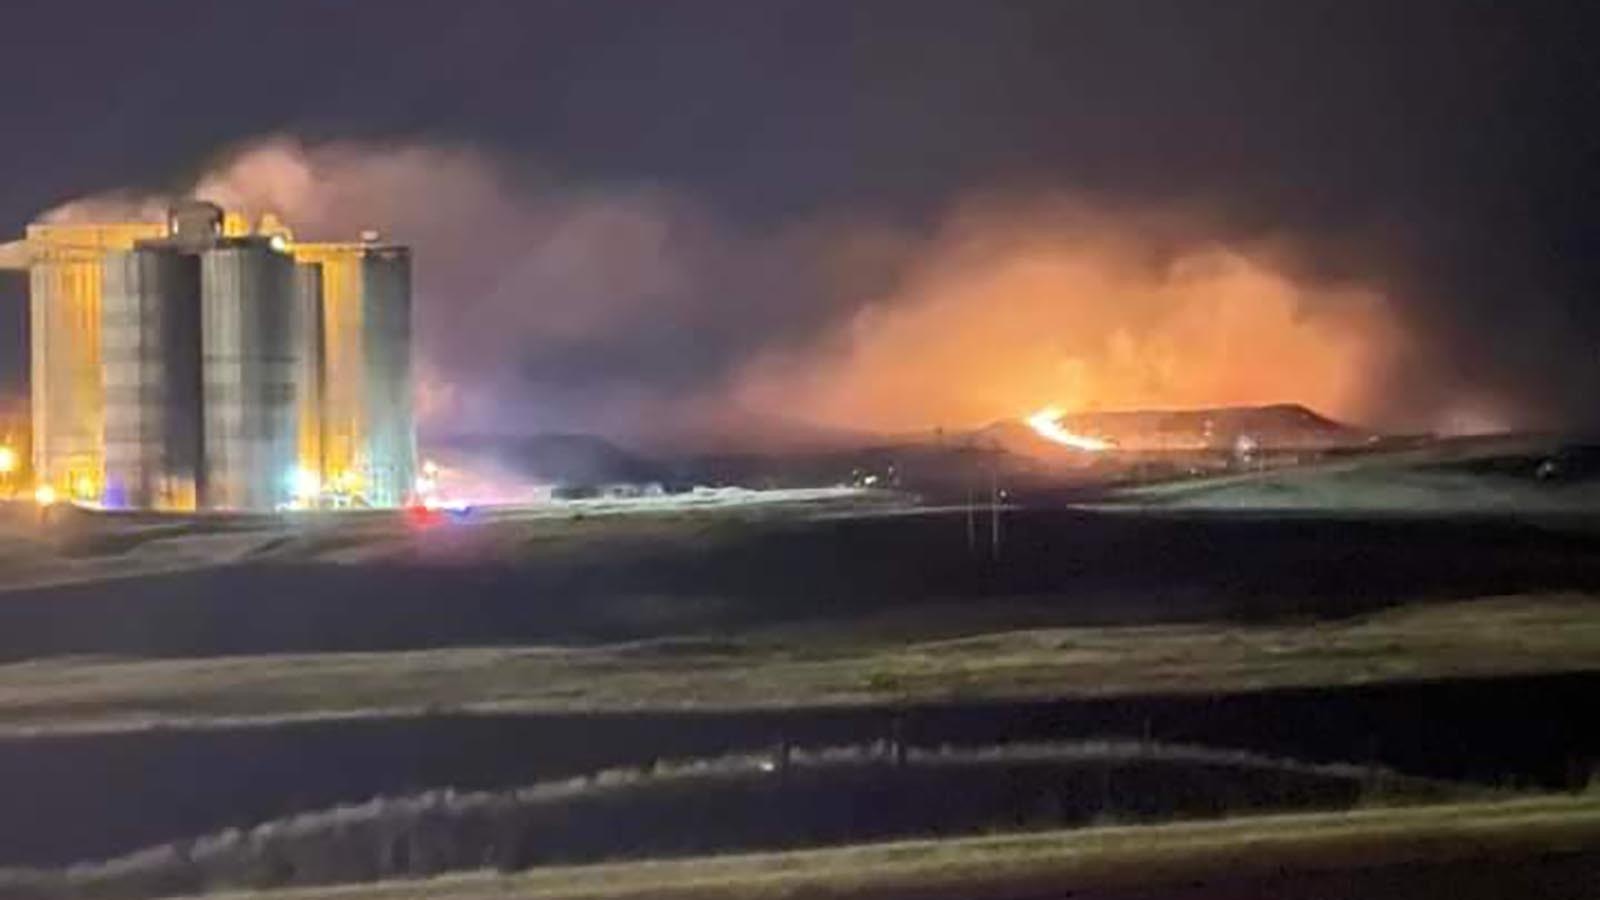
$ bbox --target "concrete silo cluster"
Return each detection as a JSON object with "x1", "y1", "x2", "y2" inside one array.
[{"x1": 10, "y1": 201, "x2": 414, "y2": 511}]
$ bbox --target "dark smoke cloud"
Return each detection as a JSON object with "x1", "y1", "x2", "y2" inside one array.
[
  {"x1": 53, "y1": 138, "x2": 918, "y2": 442},
  {"x1": 52, "y1": 121, "x2": 1600, "y2": 448},
  {"x1": 46, "y1": 136, "x2": 1450, "y2": 444}
]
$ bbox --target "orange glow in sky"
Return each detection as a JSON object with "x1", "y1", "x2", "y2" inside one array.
[{"x1": 735, "y1": 208, "x2": 1401, "y2": 433}]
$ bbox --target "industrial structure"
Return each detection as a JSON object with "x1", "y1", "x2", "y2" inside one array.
[
  {"x1": 0, "y1": 399, "x2": 26, "y2": 499},
  {"x1": 0, "y1": 201, "x2": 415, "y2": 511}
]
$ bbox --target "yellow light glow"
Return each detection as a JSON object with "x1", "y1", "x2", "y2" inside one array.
[
  {"x1": 292, "y1": 244, "x2": 366, "y2": 485},
  {"x1": 34, "y1": 484, "x2": 57, "y2": 506},
  {"x1": 290, "y1": 467, "x2": 321, "y2": 500},
  {"x1": 0, "y1": 446, "x2": 15, "y2": 475},
  {"x1": 72, "y1": 475, "x2": 97, "y2": 500},
  {"x1": 1025, "y1": 407, "x2": 1112, "y2": 452},
  {"x1": 28, "y1": 221, "x2": 169, "y2": 495}
]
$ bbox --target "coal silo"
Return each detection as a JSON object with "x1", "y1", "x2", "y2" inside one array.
[
  {"x1": 101, "y1": 245, "x2": 203, "y2": 510},
  {"x1": 360, "y1": 246, "x2": 415, "y2": 508},
  {"x1": 27, "y1": 223, "x2": 166, "y2": 500},
  {"x1": 11, "y1": 204, "x2": 415, "y2": 512},
  {"x1": 199, "y1": 238, "x2": 300, "y2": 511},
  {"x1": 292, "y1": 262, "x2": 325, "y2": 499},
  {"x1": 293, "y1": 240, "x2": 415, "y2": 507}
]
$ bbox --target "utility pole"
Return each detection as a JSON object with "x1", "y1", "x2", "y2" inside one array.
[
  {"x1": 990, "y1": 465, "x2": 1002, "y2": 560},
  {"x1": 965, "y1": 468, "x2": 977, "y2": 555}
]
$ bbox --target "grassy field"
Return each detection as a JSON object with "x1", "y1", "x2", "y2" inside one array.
[
  {"x1": 146, "y1": 794, "x2": 1600, "y2": 900},
  {"x1": 0, "y1": 740, "x2": 1470, "y2": 896},
  {"x1": 4, "y1": 491, "x2": 1599, "y2": 665},
  {"x1": 3, "y1": 447, "x2": 1597, "y2": 897},
  {"x1": 0, "y1": 460, "x2": 1595, "y2": 897},
  {"x1": 0, "y1": 490, "x2": 898, "y2": 592},
  {"x1": 3, "y1": 593, "x2": 1598, "y2": 733},
  {"x1": 1105, "y1": 436, "x2": 1600, "y2": 513}
]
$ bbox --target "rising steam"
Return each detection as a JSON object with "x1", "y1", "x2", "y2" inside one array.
[{"x1": 42, "y1": 137, "x2": 1416, "y2": 444}]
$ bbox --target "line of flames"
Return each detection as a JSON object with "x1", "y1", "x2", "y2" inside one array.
[{"x1": 1025, "y1": 407, "x2": 1112, "y2": 452}]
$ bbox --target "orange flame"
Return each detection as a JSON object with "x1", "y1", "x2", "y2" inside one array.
[
  {"x1": 735, "y1": 206, "x2": 1401, "y2": 434},
  {"x1": 1025, "y1": 407, "x2": 1112, "y2": 451}
]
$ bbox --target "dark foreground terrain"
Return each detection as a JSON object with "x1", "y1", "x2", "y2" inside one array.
[
  {"x1": 1085, "y1": 857, "x2": 1600, "y2": 900},
  {"x1": 52, "y1": 796, "x2": 1600, "y2": 900},
  {"x1": 2, "y1": 668, "x2": 1598, "y2": 870},
  {"x1": 0, "y1": 740, "x2": 1471, "y2": 898},
  {"x1": 2, "y1": 458, "x2": 1599, "y2": 897},
  {"x1": 2, "y1": 504, "x2": 1599, "y2": 660}
]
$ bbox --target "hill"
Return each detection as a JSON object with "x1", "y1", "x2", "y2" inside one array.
[{"x1": 1060, "y1": 403, "x2": 1372, "y2": 451}]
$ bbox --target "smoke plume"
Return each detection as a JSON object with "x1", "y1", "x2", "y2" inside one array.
[
  {"x1": 45, "y1": 137, "x2": 1437, "y2": 445},
  {"x1": 733, "y1": 201, "x2": 1405, "y2": 434}
]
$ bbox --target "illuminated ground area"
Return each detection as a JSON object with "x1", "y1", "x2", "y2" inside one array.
[{"x1": 0, "y1": 485, "x2": 894, "y2": 591}]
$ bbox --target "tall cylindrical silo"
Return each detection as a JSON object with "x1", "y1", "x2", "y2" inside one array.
[
  {"x1": 101, "y1": 245, "x2": 203, "y2": 510},
  {"x1": 291, "y1": 241, "x2": 414, "y2": 508},
  {"x1": 200, "y1": 238, "x2": 300, "y2": 511},
  {"x1": 292, "y1": 262, "x2": 325, "y2": 502},
  {"x1": 360, "y1": 247, "x2": 414, "y2": 508},
  {"x1": 26, "y1": 223, "x2": 166, "y2": 500}
]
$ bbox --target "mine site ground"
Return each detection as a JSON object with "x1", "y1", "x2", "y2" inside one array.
[{"x1": 2, "y1": 435, "x2": 1600, "y2": 898}]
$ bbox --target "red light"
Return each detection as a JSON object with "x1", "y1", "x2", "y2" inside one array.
[{"x1": 405, "y1": 504, "x2": 443, "y2": 527}]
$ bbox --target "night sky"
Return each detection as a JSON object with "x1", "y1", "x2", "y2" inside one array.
[{"x1": 2, "y1": 2, "x2": 1597, "y2": 439}]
